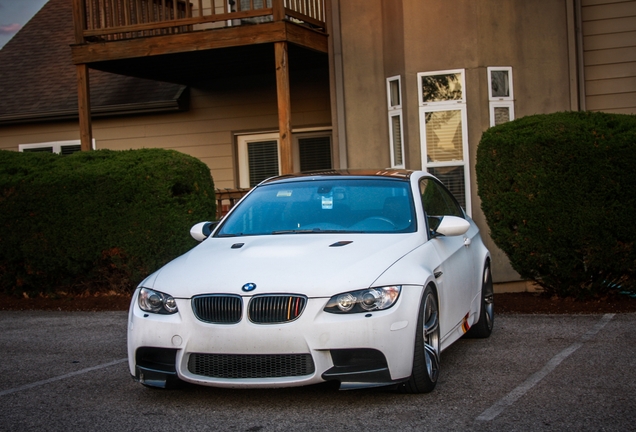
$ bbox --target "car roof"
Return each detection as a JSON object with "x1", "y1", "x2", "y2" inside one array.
[{"x1": 260, "y1": 169, "x2": 418, "y2": 185}]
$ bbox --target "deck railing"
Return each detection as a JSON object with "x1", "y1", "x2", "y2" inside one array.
[
  {"x1": 215, "y1": 188, "x2": 250, "y2": 220},
  {"x1": 74, "y1": 0, "x2": 326, "y2": 43}
]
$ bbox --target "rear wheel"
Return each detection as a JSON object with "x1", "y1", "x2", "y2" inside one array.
[
  {"x1": 399, "y1": 285, "x2": 440, "y2": 393},
  {"x1": 465, "y1": 263, "x2": 494, "y2": 338}
]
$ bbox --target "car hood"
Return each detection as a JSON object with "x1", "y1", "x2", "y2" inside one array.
[{"x1": 142, "y1": 233, "x2": 425, "y2": 298}]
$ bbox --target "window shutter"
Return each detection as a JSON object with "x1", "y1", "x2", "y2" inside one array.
[
  {"x1": 61, "y1": 145, "x2": 82, "y2": 155},
  {"x1": 23, "y1": 147, "x2": 53, "y2": 153},
  {"x1": 298, "y1": 136, "x2": 332, "y2": 172},
  {"x1": 248, "y1": 140, "x2": 279, "y2": 187},
  {"x1": 425, "y1": 110, "x2": 464, "y2": 163},
  {"x1": 391, "y1": 115, "x2": 403, "y2": 166}
]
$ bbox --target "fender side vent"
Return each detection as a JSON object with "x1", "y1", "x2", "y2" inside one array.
[{"x1": 329, "y1": 241, "x2": 353, "y2": 247}]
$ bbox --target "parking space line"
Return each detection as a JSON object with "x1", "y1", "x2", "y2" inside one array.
[
  {"x1": 476, "y1": 313, "x2": 615, "y2": 422},
  {"x1": 0, "y1": 358, "x2": 127, "y2": 397}
]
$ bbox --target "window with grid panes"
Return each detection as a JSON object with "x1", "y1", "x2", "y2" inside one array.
[
  {"x1": 487, "y1": 67, "x2": 515, "y2": 127},
  {"x1": 417, "y1": 69, "x2": 471, "y2": 214},
  {"x1": 387, "y1": 76, "x2": 405, "y2": 168}
]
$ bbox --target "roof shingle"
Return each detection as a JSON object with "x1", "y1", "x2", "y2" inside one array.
[{"x1": 0, "y1": 0, "x2": 186, "y2": 124}]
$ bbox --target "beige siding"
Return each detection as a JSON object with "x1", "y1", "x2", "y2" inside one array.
[
  {"x1": 584, "y1": 46, "x2": 636, "y2": 65},
  {"x1": 0, "y1": 122, "x2": 80, "y2": 146},
  {"x1": 0, "y1": 71, "x2": 331, "y2": 189},
  {"x1": 582, "y1": 0, "x2": 636, "y2": 113}
]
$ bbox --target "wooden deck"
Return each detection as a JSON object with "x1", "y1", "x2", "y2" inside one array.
[
  {"x1": 70, "y1": 0, "x2": 331, "y2": 177},
  {"x1": 71, "y1": 0, "x2": 328, "y2": 66},
  {"x1": 72, "y1": 0, "x2": 327, "y2": 46},
  {"x1": 79, "y1": 0, "x2": 325, "y2": 38}
]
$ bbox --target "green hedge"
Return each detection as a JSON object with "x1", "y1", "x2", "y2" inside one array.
[
  {"x1": 0, "y1": 148, "x2": 216, "y2": 296},
  {"x1": 476, "y1": 111, "x2": 636, "y2": 298}
]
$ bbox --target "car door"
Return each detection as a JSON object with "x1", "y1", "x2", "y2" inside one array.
[{"x1": 419, "y1": 177, "x2": 475, "y2": 337}]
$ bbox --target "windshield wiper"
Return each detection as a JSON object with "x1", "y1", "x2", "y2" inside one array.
[{"x1": 271, "y1": 228, "x2": 347, "y2": 234}]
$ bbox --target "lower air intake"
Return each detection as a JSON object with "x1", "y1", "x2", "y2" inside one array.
[{"x1": 188, "y1": 353, "x2": 315, "y2": 378}]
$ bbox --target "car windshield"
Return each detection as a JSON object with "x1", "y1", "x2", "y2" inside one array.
[{"x1": 215, "y1": 178, "x2": 416, "y2": 237}]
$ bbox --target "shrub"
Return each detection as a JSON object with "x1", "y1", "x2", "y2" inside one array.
[
  {"x1": 476, "y1": 111, "x2": 636, "y2": 298},
  {"x1": 0, "y1": 148, "x2": 216, "y2": 296}
]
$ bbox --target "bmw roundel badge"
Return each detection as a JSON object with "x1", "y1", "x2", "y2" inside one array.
[{"x1": 242, "y1": 282, "x2": 257, "y2": 292}]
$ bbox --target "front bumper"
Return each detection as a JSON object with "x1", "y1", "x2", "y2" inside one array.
[{"x1": 127, "y1": 285, "x2": 424, "y2": 389}]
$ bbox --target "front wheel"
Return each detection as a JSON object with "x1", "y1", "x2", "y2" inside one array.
[
  {"x1": 465, "y1": 263, "x2": 494, "y2": 339},
  {"x1": 399, "y1": 285, "x2": 440, "y2": 394}
]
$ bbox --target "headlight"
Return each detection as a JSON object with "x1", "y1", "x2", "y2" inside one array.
[
  {"x1": 324, "y1": 286, "x2": 401, "y2": 314},
  {"x1": 138, "y1": 287, "x2": 178, "y2": 314}
]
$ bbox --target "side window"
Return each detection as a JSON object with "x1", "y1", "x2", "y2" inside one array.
[
  {"x1": 487, "y1": 67, "x2": 515, "y2": 127},
  {"x1": 419, "y1": 178, "x2": 463, "y2": 232}
]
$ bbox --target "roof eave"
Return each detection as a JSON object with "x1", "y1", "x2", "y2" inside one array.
[{"x1": 0, "y1": 87, "x2": 189, "y2": 126}]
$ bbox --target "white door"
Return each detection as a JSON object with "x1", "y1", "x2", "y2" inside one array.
[{"x1": 419, "y1": 177, "x2": 474, "y2": 336}]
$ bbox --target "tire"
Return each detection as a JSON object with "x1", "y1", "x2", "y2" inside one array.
[
  {"x1": 399, "y1": 285, "x2": 440, "y2": 394},
  {"x1": 465, "y1": 263, "x2": 494, "y2": 339}
]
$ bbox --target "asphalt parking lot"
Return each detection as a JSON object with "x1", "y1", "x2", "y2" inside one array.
[{"x1": 0, "y1": 311, "x2": 634, "y2": 432}]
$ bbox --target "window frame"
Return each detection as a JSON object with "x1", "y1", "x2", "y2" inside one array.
[
  {"x1": 237, "y1": 132, "x2": 281, "y2": 188},
  {"x1": 18, "y1": 139, "x2": 95, "y2": 154},
  {"x1": 487, "y1": 66, "x2": 514, "y2": 101},
  {"x1": 293, "y1": 131, "x2": 333, "y2": 173},
  {"x1": 418, "y1": 69, "x2": 467, "y2": 107},
  {"x1": 237, "y1": 130, "x2": 333, "y2": 188},
  {"x1": 387, "y1": 75, "x2": 402, "y2": 110},
  {"x1": 387, "y1": 75, "x2": 405, "y2": 168},
  {"x1": 419, "y1": 105, "x2": 470, "y2": 166},
  {"x1": 489, "y1": 101, "x2": 516, "y2": 127},
  {"x1": 417, "y1": 69, "x2": 471, "y2": 215},
  {"x1": 487, "y1": 66, "x2": 515, "y2": 127}
]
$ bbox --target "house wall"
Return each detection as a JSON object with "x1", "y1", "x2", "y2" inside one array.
[
  {"x1": 581, "y1": 0, "x2": 636, "y2": 113},
  {"x1": 406, "y1": 0, "x2": 574, "y2": 284},
  {"x1": 0, "y1": 69, "x2": 331, "y2": 189},
  {"x1": 335, "y1": 0, "x2": 576, "y2": 283},
  {"x1": 335, "y1": 0, "x2": 389, "y2": 168}
]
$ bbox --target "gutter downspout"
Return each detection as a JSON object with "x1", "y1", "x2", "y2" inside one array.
[
  {"x1": 567, "y1": 0, "x2": 586, "y2": 111},
  {"x1": 575, "y1": 0, "x2": 586, "y2": 111}
]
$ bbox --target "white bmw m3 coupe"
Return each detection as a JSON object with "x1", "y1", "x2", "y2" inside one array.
[{"x1": 128, "y1": 170, "x2": 493, "y2": 393}]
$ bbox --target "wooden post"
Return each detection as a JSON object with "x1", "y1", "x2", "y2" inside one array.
[
  {"x1": 275, "y1": 41, "x2": 293, "y2": 174},
  {"x1": 272, "y1": 0, "x2": 285, "y2": 21},
  {"x1": 73, "y1": 1, "x2": 92, "y2": 152},
  {"x1": 77, "y1": 64, "x2": 93, "y2": 151},
  {"x1": 71, "y1": 0, "x2": 86, "y2": 44}
]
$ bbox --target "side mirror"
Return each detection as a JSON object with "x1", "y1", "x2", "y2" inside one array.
[
  {"x1": 190, "y1": 221, "x2": 217, "y2": 241},
  {"x1": 433, "y1": 215, "x2": 470, "y2": 237}
]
